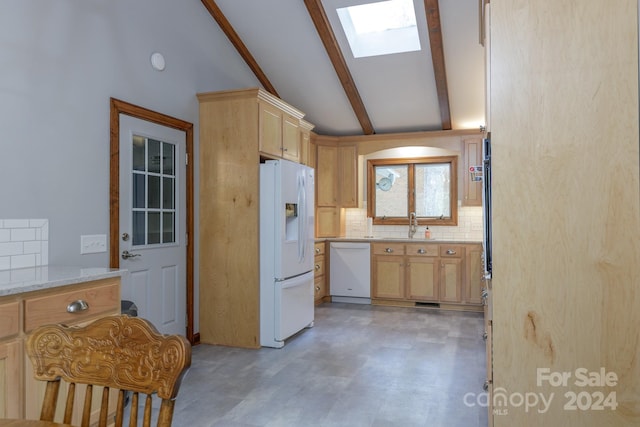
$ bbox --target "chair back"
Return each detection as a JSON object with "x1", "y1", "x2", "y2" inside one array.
[{"x1": 26, "y1": 315, "x2": 191, "y2": 427}]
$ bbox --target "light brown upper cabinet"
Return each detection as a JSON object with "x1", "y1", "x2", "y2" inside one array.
[
  {"x1": 257, "y1": 92, "x2": 307, "y2": 163},
  {"x1": 299, "y1": 120, "x2": 314, "y2": 167},
  {"x1": 314, "y1": 137, "x2": 358, "y2": 237}
]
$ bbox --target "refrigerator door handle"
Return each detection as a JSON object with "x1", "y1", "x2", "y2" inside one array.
[{"x1": 297, "y1": 173, "x2": 306, "y2": 262}]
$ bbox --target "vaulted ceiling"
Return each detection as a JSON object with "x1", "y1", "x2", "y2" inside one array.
[{"x1": 201, "y1": 0, "x2": 486, "y2": 136}]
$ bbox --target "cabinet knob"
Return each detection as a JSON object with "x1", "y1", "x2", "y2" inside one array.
[
  {"x1": 385, "y1": 247, "x2": 394, "y2": 253},
  {"x1": 315, "y1": 264, "x2": 320, "y2": 270},
  {"x1": 67, "y1": 299, "x2": 89, "y2": 313},
  {"x1": 315, "y1": 286, "x2": 321, "y2": 292},
  {"x1": 315, "y1": 247, "x2": 321, "y2": 254},
  {"x1": 417, "y1": 248, "x2": 425, "y2": 254},
  {"x1": 446, "y1": 249, "x2": 456, "y2": 255}
]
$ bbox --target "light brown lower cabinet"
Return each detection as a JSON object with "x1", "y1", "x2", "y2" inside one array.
[
  {"x1": 314, "y1": 241, "x2": 328, "y2": 303},
  {"x1": 371, "y1": 242, "x2": 482, "y2": 309},
  {"x1": 0, "y1": 277, "x2": 121, "y2": 422}
]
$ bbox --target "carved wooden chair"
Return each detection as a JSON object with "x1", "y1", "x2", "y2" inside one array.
[{"x1": 25, "y1": 315, "x2": 191, "y2": 427}]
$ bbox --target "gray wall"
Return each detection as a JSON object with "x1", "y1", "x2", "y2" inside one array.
[{"x1": 0, "y1": 0, "x2": 261, "y2": 332}]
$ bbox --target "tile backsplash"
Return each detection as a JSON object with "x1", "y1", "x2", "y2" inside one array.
[
  {"x1": 0, "y1": 219, "x2": 49, "y2": 270},
  {"x1": 344, "y1": 204, "x2": 483, "y2": 241}
]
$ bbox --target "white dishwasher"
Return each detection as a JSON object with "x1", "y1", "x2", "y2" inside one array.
[{"x1": 329, "y1": 242, "x2": 371, "y2": 304}]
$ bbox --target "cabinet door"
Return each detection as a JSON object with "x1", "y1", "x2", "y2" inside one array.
[
  {"x1": 316, "y1": 145, "x2": 338, "y2": 206},
  {"x1": 465, "y1": 244, "x2": 484, "y2": 304},
  {"x1": 439, "y1": 258, "x2": 463, "y2": 303},
  {"x1": 372, "y1": 255, "x2": 405, "y2": 299},
  {"x1": 406, "y1": 256, "x2": 439, "y2": 301},
  {"x1": 338, "y1": 145, "x2": 357, "y2": 207},
  {"x1": 316, "y1": 206, "x2": 340, "y2": 237},
  {"x1": 463, "y1": 138, "x2": 483, "y2": 206},
  {"x1": 259, "y1": 102, "x2": 283, "y2": 158},
  {"x1": 314, "y1": 275, "x2": 326, "y2": 302},
  {"x1": 300, "y1": 127, "x2": 311, "y2": 167},
  {"x1": 282, "y1": 113, "x2": 300, "y2": 162},
  {"x1": 0, "y1": 340, "x2": 21, "y2": 419}
]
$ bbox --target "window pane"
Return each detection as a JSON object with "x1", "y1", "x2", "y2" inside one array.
[
  {"x1": 132, "y1": 173, "x2": 145, "y2": 209},
  {"x1": 148, "y1": 212, "x2": 160, "y2": 244},
  {"x1": 148, "y1": 139, "x2": 161, "y2": 173},
  {"x1": 375, "y1": 165, "x2": 407, "y2": 217},
  {"x1": 133, "y1": 136, "x2": 146, "y2": 171},
  {"x1": 132, "y1": 211, "x2": 145, "y2": 246},
  {"x1": 416, "y1": 163, "x2": 451, "y2": 217},
  {"x1": 148, "y1": 175, "x2": 160, "y2": 209},
  {"x1": 163, "y1": 177, "x2": 174, "y2": 209},
  {"x1": 163, "y1": 142, "x2": 175, "y2": 175},
  {"x1": 163, "y1": 212, "x2": 175, "y2": 243}
]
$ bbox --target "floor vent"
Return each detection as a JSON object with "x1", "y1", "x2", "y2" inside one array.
[{"x1": 415, "y1": 302, "x2": 440, "y2": 308}]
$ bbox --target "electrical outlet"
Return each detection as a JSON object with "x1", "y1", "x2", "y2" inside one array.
[{"x1": 81, "y1": 234, "x2": 107, "y2": 254}]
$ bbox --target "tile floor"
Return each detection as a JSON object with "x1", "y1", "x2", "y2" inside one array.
[{"x1": 170, "y1": 303, "x2": 488, "y2": 427}]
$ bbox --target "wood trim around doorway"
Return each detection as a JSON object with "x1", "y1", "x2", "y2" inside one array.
[{"x1": 109, "y1": 98, "x2": 198, "y2": 345}]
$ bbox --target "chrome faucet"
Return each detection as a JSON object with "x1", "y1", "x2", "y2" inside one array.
[{"x1": 408, "y1": 212, "x2": 417, "y2": 238}]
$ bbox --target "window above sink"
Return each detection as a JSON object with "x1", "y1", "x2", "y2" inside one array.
[{"x1": 366, "y1": 156, "x2": 458, "y2": 226}]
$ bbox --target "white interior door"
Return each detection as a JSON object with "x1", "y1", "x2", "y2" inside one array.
[{"x1": 119, "y1": 114, "x2": 186, "y2": 336}]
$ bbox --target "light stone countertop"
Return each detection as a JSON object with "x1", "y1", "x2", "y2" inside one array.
[
  {"x1": 318, "y1": 237, "x2": 482, "y2": 244},
  {"x1": 0, "y1": 266, "x2": 127, "y2": 297}
]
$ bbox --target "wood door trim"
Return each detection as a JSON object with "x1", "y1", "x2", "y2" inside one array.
[{"x1": 109, "y1": 98, "x2": 197, "y2": 344}]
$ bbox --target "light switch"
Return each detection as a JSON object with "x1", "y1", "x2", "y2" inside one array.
[{"x1": 81, "y1": 234, "x2": 107, "y2": 254}]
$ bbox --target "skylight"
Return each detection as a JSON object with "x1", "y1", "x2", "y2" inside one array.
[{"x1": 337, "y1": 0, "x2": 421, "y2": 58}]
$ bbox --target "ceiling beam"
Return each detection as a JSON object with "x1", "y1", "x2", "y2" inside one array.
[
  {"x1": 200, "y1": 0, "x2": 280, "y2": 98},
  {"x1": 424, "y1": 0, "x2": 452, "y2": 130},
  {"x1": 304, "y1": 0, "x2": 375, "y2": 135}
]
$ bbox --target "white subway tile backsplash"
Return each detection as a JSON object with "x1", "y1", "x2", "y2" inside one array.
[
  {"x1": 344, "y1": 206, "x2": 483, "y2": 241},
  {"x1": 11, "y1": 227, "x2": 36, "y2": 241},
  {"x1": 0, "y1": 242, "x2": 23, "y2": 257},
  {"x1": 0, "y1": 219, "x2": 49, "y2": 271},
  {"x1": 11, "y1": 254, "x2": 36, "y2": 269},
  {"x1": 3, "y1": 219, "x2": 29, "y2": 228}
]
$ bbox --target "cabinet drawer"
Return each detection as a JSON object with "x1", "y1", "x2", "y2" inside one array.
[
  {"x1": 314, "y1": 242, "x2": 325, "y2": 256},
  {"x1": 24, "y1": 280, "x2": 120, "y2": 332},
  {"x1": 314, "y1": 276, "x2": 326, "y2": 300},
  {"x1": 0, "y1": 300, "x2": 19, "y2": 339},
  {"x1": 372, "y1": 243, "x2": 405, "y2": 256},
  {"x1": 406, "y1": 244, "x2": 439, "y2": 257},
  {"x1": 314, "y1": 256, "x2": 326, "y2": 277},
  {"x1": 440, "y1": 245, "x2": 464, "y2": 258}
]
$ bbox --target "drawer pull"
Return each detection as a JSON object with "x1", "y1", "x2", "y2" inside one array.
[
  {"x1": 417, "y1": 248, "x2": 425, "y2": 254},
  {"x1": 315, "y1": 247, "x2": 321, "y2": 254},
  {"x1": 315, "y1": 264, "x2": 321, "y2": 270},
  {"x1": 446, "y1": 249, "x2": 457, "y2": 255},
  {"x1": 315, "y1": 286, "x2": 321, "y2": 292},
  {"x1": 67, "y1": 299, "x2": 89, "y2": 313},
  {"x1": 385, "y1": 248, "x2": 394, "y2": 253}
]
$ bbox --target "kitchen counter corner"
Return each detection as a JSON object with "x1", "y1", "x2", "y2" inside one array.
[{"x1": 0, "y1": 266, "x2": 128, "y2": 297}]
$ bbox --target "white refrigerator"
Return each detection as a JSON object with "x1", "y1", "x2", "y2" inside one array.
[{"x1": 260, "y1": 159, "x2": 315, "y2": 348}]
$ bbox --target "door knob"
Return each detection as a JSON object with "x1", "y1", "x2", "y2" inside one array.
[{"x1": 121, "y1": 250, "x2": 141, "y2": 260}]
